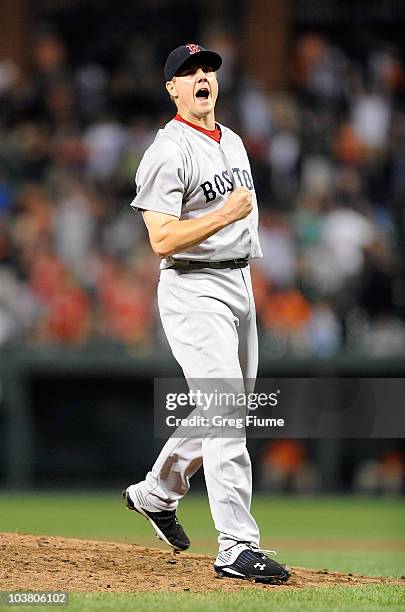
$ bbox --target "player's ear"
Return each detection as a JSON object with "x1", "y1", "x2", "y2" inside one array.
[{"x1": 166, "y1": 79, "x2": 177, "y2": 99}]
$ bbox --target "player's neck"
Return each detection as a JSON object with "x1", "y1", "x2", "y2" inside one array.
[{"x1": 176, "y1": 109, "x2": 216, "y2": 131}]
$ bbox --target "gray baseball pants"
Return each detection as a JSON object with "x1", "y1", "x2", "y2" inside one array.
[{"x1": 138, "y1": 265, "x2": 260, "y2": 550}]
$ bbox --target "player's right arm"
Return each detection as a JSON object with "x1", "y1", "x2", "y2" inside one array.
[{"x1": 143, "y1": 188, "x2": 252, "y2": 258}]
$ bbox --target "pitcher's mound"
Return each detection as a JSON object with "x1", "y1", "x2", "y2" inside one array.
[{"x1": 0, "y1": 532, "x2": 402, "y2": 593}]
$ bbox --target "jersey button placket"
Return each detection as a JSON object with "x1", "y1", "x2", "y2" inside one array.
[{"x1": 219, "y1": 142, "x2": 254, "y2": 258}]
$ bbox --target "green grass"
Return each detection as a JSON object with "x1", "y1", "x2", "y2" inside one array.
[
  {"x1": 1, "y1": 493, "x2": 403, "y2": 541},
  {"x1": 74, "y1": 588, "x2": 405, "y2": 611},
  {"x1": 2, "y1": 587, "x2": 405, "y2": 612},
  {"x1": 0, "y1": 493, "x2": 403, "y2": 575},
  {"x1": 0, "y1": 493, "x2": 404, "y2": 611}
]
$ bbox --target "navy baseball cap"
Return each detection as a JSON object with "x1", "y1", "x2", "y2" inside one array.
[{"x1": 164, "y1": 43, "x2": 222, "y2": 81}]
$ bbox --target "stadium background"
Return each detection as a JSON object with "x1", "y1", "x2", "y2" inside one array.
[{"x1": 0, "y1": 0, "x2": 404, "y2": 500}]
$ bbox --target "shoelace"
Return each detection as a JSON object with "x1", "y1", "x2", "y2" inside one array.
[
  {"x1": 247, "y1": 544, "x2": 277, "y2": 557},
  {"x1": 224, "y1": 541, "x2": 278, "y2": 557}
]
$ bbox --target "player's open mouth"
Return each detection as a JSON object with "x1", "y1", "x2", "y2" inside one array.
[{"x1": 195, "y1": 87, "x2": 210, "y2": 101}]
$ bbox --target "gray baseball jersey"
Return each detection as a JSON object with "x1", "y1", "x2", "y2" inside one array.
[{"x1": 130, "y1": 118, "x2": 263, "y2": 267}]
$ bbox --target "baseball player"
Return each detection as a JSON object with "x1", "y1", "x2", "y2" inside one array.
[{"x1": 123, "y1": 43, "x2": 290, "y2": 583}]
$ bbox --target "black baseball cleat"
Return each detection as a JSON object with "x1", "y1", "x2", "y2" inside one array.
[
  {"x1": 122, "y1": 485, "x2": 190, "y2": 552},
  {"x1": 214, "y1": 542, "x2": 291, "y2": 583}
]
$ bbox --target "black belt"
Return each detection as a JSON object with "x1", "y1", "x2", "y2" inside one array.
[{"x1": 170, "y1": 258, "x2": 249, "y2": 271}]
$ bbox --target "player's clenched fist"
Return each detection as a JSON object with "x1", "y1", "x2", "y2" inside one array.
[{"x1": 220, "y1": 187, "x2": 253, "y2": 224}]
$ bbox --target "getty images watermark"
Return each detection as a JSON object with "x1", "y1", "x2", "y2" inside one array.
[
  {"x1": 155, "y1": 378, "x2": 286, "y2": 438},
  {"x1": 154, "y1": 378, "x2": 405, "y2": 439},
  {"x1": 164, "y1": 388, "x2": 284, "y2": 430}
]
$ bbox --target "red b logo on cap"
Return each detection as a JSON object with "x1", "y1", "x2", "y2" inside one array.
[{"x1": 186, "y1": 43, "x2": 200, "y2": 54}]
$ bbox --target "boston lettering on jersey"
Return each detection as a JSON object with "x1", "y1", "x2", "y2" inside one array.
[{"x1": 200, "y1": 167, "x2": 253, "y2": 203}]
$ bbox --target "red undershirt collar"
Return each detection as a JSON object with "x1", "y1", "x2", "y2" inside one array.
[{"x1": 174, "y1": 113, "x2": 221, "y2": 143}]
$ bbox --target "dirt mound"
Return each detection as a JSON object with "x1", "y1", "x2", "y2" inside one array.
[{"x1": 1, "y1": 533, "x2": 403, "y2": 593}]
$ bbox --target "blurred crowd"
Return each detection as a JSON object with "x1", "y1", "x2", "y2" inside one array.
[
  {"x1": 0, "y1": 26, "x2": 404, "y2": 356},
  {"x1": 259, "y1": 439, "x2": 405, "y2": 495}
]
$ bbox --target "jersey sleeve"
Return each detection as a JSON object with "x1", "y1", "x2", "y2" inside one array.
[{"x1": 130, "y1": 136, "x2": 185, "y2": 218}]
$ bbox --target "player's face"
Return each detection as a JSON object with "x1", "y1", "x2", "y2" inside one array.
[{"x1": 166, "y1": 63, "x2": 218, "y2": 119}]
